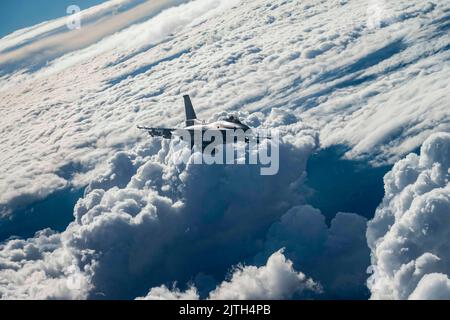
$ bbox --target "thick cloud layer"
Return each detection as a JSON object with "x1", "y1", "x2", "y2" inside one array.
[
  {"x1": 138, "y1": 205, "x2": 369, "y2": 300},
  {"x1": 0, "y1": 0, "x2": 241, "y2": 216},
  {"x1": 0, "y1": 0, "x2": 448, "y2": 300},
  {"x1": 0, "y1": 108, "x2": 369, "y2": 299},
  {"x1": 367, "y1": 132, "x2": 450, "y2": 299},
  {"x1": 0, "y1": 110, "x2": 322, "y2": 299},
  {"x1": 1, "y1": 0, "x2": 449, "y2": 218}
]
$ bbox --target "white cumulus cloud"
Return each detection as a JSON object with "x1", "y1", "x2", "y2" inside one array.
[
  {"x1": 208, "y1": 249, "x2": 321, "y2": 300},
  {"x1": 367, "y1": 132, "x2": 450, "y2": 299},
  {"x1": 140, "y1": 249, "x2": 321, "y2": 300},
  {"x1": 409, "y1": 273, "x2": 450, "y2": 300},
  {"x1": 137, "y1": 284, "x2": 200, "y2": 300}
]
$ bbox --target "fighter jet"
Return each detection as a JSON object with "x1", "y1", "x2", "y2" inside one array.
[{"x1": 137, "y1": 95, "x2": 268, "y2": 147}]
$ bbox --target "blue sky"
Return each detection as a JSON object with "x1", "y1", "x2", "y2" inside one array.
[{"x1": 0, "y1": 0, "x2": 108, "y2": 38}]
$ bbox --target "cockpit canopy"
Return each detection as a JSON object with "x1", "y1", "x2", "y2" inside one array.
[{"x1": 225, "y1": 115, "x2": 242, "y2": 124}]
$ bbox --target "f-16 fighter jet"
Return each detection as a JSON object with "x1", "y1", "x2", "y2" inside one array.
[{"x1": 138, "y1": 95, "x2": 269, "y2": 147}]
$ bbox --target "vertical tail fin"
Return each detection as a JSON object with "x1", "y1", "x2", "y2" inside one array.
[{"x1": 183, "y1": 95, "x2": 197, "y2": 127}]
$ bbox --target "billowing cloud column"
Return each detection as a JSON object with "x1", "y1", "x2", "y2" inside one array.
[{"x1": 367, "y1": 132, "x2": 450, "y2": 300}]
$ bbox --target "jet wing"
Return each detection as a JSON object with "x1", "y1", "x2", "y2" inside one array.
[
  {"x1": 137, "y1": 126, "x2": 176, "y2": 139},
  {"x1": 245, "y1": 135, "x2": 271, "y2": 144},
  {"x1": 244, "y1": 130, "x2": 272, "y2": 143},
  {"x1": 213, "y1": 130, "x2": 272, "y2": 144}
]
